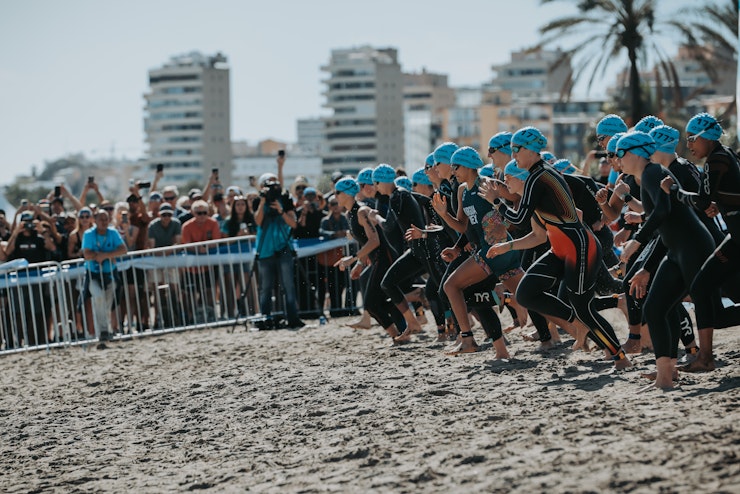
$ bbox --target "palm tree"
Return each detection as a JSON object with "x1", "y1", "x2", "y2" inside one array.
[{"x1": 534, "y1": 0, "x2": 691, "y2": 124}]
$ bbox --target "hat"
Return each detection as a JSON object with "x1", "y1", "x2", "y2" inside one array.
[
  {"x1": 433, "y1": 142, "x2": 459, "y2": 164},
  {"x1": 412, "y1": 167, "x2": 433, "y2": 186},
  {"x1": 540, "y1": 151, "x2": 557, "y2": 164},
  {"x1": 596, "y1": 114, "x2": 628, "y2": 136},
  {"x1": 479, "y1": 164, "x2": 495, "y2": 178},
  {"x1": 450, "y1": 147, "x2": 484, "y2": 169},
  {"x1": 504, "y1": 160, "x2": 530, "y2": 181},
  {"x1": 425, "y1": 153, "x2": 435, "y2": 168},
  {"x1": 649, "y1": 125, "x2": 680, "y2": 154},
  {"x1": 188, "y1": 188, "x2": 203, "y2": 199},
  {"x1": 606, "y1": 132, "x2": 625, "y2": 153},
  {"x1": 303, "y1": 187, "x2": 317, "y2": 196},
  {"x1": 634, "y1": 115, "x2": 664, "y2": 134},
  {"x1": 159, "y1": 203, "x2": 174, "y2": 213},
  {"x1": 616, "y1": 131, "x2": 657, "y2": 159},
  {"x1": 372, "y1": 164, "x2": 396, "y2": 184},
  {"x1": 226, "y1": 185, "x2": 242, "y2": 195},
  {"x1": 395, "y1": 176, "x2": 413, "y2": 190},
  {"x1": 686, "y1": 112, "x2": 723, "y2": 141},
  {"x1": 335, "y1": 177, "x2": 360, "y2": 197},
  {"x1": 149, "y1": 191, "x2": 163, "y2": 201},
  {"x1": 258, "y1": 173, "x2": 278, "y2": 187},
  {"x1": 357, "y1": 167, "x2": 374, "y2": 185},
  {"x1": 511, "y1": 126, "x2": 547, "y2": 153},
  {"x1": 553, "y1": 159, "x2": 577, "y2": 174},
  {"x1": 331, "y1": 171, "x2": 344, "y2": 183},
  {"x1": 488, "y1": 132, "x2": 513, "y2": 155}
]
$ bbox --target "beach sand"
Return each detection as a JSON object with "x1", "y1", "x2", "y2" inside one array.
[{"x1": 1, "y1": 308, "x2": 738, "y2": 492}]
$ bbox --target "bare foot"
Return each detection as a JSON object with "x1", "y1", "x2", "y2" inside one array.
[
  {"x1": 394, "y1": 330, "x2": 413, "y2": 343},
  {"x1": 444, "y1": 342, "x2": 480, "y2": 356},
  {"x1": 622, "y1": 337, "x2": 642, "y2": 354},
  {"x1": 537, "y1": 340, "x2": 556, "y2": 352},
  {"x1": 522, "y1": 330, "x2": 540, "y2": 342},
  {"x1": 640, "y1": 370, "x2": 679, "y2": 381},
  {"x1": 679, "y1": 358, "x2": 716, "y2": 373},
  {"x1": 347, "y1": 319, "x2": 372, "y2": 329},
  {"x1": 570, "y1": 322, "x2": 590, "y2": 352},
  {"x1": 613, "y1": 356, "x2": 632, "y2": 370}
]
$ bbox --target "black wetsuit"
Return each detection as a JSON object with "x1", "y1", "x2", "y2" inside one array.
[
  {"x1": 497, "y1": 161, "x2": 623, "y2": 358},
  {"x1": 673, "y1": 143, "x2": 740, "y2": 329},
  {"x1": 348, "y1": 202, "x2": 404, "y2": 330},
  {"x1": 637, "y1": 163, "x2": 715, "y2": 359}
]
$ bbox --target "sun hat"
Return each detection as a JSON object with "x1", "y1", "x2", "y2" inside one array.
[
  {"x1": 616, "y1": 131, "x2": 657, "y2": 159},
  {"x1": 488, "y1": 132, "x2": 513, "y2": 155},
  {"x1": 433, "y1": 142, "x2": 459, "y2": 164},
  {"x1": 450, "y1": 147, "x2": 484, "y2": 169},
  {"x1": 649, "y1": 125, "x2": 680, "y2": 154},
  {"x1": 511, "y1": 126, "x2": 547, "y2": 153},
  {"x1": 372, "y1": 164, "x2": 397, "y2": 184},
  {"x1": 357, "y1": 167, "x2": 374, "y2": 185},
  {"x1": 334, "y1": 177, "x2": 360, "y2": 197},
  {"x1": 634, "y1": 115, "x2": 664, "y2": 134},
  {"x1": 504, "y1": 160, "x2": 530, "y2": 181},
  {"x1": 686, "y1": 112, "x2": 722, "y2": 141},
  {"x1": 479, "y1": 164, "x2": 495, "y2": 178},
  {"x1": 596, "y1": 114, "x2": 628, "y2": 137},
  {"x1": 412, "y1": 167, "x2": 432, "y2": 186},
  {"x1": 258, "y1": 173, "x2": 278, "y2": 187}
]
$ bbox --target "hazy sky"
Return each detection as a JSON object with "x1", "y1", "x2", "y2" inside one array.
[{"x1": 0, "y1": 0, "x2": 694, "y2": 184}]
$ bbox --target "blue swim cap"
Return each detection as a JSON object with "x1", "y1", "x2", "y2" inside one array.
[
  {"x1": 634, "y1": 115, "x2": 664, "y2": 134},
  {"x1": 686, "y1": 112, "x2": 723, "y2": 141},
  {"x1": 553, "y1": 159, "x2": 577, "y2": 174},
  {"x1": 616, "y1": 131, "x2": 657, "y2": 159},
  {"x1": 608, "y1": 168, "x2": 619, "y2": 185},
  {"x1": 303, "y1": 187, "x2": 317, "y2": 196},
  {"x1": 596, "y1": 114, "x2": 628, "y2": 136},
  {"x1": 488, "y1": 132, "x2": 513, "y2": 155},
  {"x1": 541, "y1": 151, "x2": 557, "y2": 164},
  {"x1": 335, "y1": 177, "x2": 359, "y2": 197},
  {"x1": 649, "y1": 125, "x2": 680, "y2": 154},
  {"x1": 504, "y1": 160, "x2": 530, "y2": 181},
  {"x1": 511, "y1": 126, "x2": 547, "y2": 153},
  {"x1": 412, "y1": 167, "x2": 432, "y2": 186},
  {"x1": 425, "y1": 153, "x2": 435, "y2": 168},
  {"x1": 433, "y1": 142, "x2": 459, "y2": 165},
  {"x1": 394, "y1": 176, "x2": 413, "y2": 190},
  {"x1": 450, "y1": 146, "x2": 484, "y2": 169},
  {"x1": 479, "y1": 164, "x2": 495, "y2": 178},
  {"x1": 372, "y1": 164, "x2": 396, "y2": 184},
  {"x1": 357, "y1": 167, "x2": 374, "y2": 185},
  {"x1": 606, "y1": 132, "x2": 625, "y2": 153}
]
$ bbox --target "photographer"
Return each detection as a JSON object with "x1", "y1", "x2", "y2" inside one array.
[{"x1": 253, "y1": 156, "x2": 304, "y2": 329}]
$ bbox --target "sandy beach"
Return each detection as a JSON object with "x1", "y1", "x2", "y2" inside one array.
[{"x1": 1, "y1": 307, "x2": 738, "y2": 493}]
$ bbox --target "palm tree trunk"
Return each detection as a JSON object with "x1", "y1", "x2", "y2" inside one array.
[{"x1": 628, "y1": 46, "x2": 643, "y2": 124}]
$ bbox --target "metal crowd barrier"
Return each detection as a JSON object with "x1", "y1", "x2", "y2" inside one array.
[{"x1": 0, "y1": 236, "x2": 359, "y2": 355}]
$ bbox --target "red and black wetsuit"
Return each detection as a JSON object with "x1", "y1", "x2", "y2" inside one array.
[{"x1": 496, "y1": 160, "x2": 622, "y2": 357}]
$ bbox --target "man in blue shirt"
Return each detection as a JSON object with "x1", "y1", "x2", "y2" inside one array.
[{"x1": 82, "y1": 210, "x2": 127, "y2": 345}]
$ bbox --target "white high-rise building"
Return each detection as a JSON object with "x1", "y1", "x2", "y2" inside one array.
[
  {"x1": 321, "y1": 46, "x2": 404, "y2": 174},
  {"x1": 144, "y1": 51, "x2": 232, "y2": 188}
]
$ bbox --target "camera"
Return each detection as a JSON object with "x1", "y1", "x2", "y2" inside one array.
[
  {"x1": 136, "y1": 181, "x2": 151, "y2": 189},
  {"x1": 54, "y1": 185, "x2": 61, "y2": 198},
  {"x1": 278, "y1": 150, "x2": 285, "y2": 158},
  {"x1": 88, "y1": 176, "x2": 94, "y2": 184},
  {"x1": 213, "y1": 193, "x2": 224, "y2": 202},
  {"x1": 156, "y1": 163, "x2": 164, "y2": 173},
  {"x1": 259, "y1": 180, "x2": 283, "y2": 205},
  {"x1": 25, "y1": 221, "x2": 35, "y2": 230},
  {"x1": 212, "y1": 168, "x2": 219, "y2": 178}
]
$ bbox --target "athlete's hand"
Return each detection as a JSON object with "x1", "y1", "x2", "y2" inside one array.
[
  {"x1": 486, "y1": 242, "x2": 510, "y2": 258},
  {"x1": 614, "y1": 228, "x2": 631, "y2": 246},
  {"x1": 623, "y1": 211, "x2": 643, "y2": 225},
  {"x1": 613, "y1": 180, "x2": 630, "y2": 199},
  {"x1": 660, "y1": 176, "x2": 675, "y2": 195},
  {"x1": 431, "y1": 192, "x2": 447, "y2": 216},
  {"x1": 441, "y1": 247, "x2": 460, "y2": 262},
  {"x1": 478, "y1": 178, "x2": 499, "y2": 205},
  {"x1": 595, "y1": 187, "x2": 609, "y2": 205},
  {"x1": 334, "y1": 255, "x2": 355, "y2": 271},
  {"x1": 620, "y1": 239, "x2": 641, "y2": 263},
  {"x1": 405, "y1": 224, "x2": 423, "y2": 242},
  {"x1": 705, "y1": 201, "x2": 720, "y2": 218},
  {"x1": 629, "y1": 268, "x2": 651, "y2": 299},
  {"x1": 349, "y1": 263, "x2": 363, "y2": 280}
]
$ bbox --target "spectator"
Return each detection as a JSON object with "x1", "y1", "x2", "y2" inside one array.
[
  {"x1": 82, "y1": 210, "x2": 127, "y2": 347},
  {"x1": 0, "y1": 210, "x2": 11, "y2": 241},
  {"x1": 181, "y1": 199, "x2": 222, "y2": 322},
  {"x1": 294, "y1": 187, "x2": 324, "y2": 315},
  {"x1": 148, "y1": 191, "x2": 164, "y2": 219},
  {"x1": 148, "y1": 202, "x2": 183, "y2": 328},
  {"x1": 318, "y1": 198, "x2": 351, "y2": 317},
  {"x1": 221, "y1": 195, "x2": 257, "y2": 318},
  {"x1": 67, "y1": 208, "x2": 95, "y2": 338},
  {"x1": 290, "y1": 176, "x2": 309, "y2": 207},
  {"x1": 120, "y1": 193, "x2": 151, "y2": 332}
]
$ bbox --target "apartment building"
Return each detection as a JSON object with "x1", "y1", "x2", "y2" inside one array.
[{"x1": 404, "y1": 69, "x2": 455, "y2": 166}]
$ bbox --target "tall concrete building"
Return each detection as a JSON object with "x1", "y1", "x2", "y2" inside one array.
[
  {"x1": 321, "y1": 46, "x2": 404, "y2": 174},
  {"x1": 490, "y1": 48, "x2": 571, "y2": 99},
  {"x1": 144, "y1": 51, "x2": 232, "y2": 188}
]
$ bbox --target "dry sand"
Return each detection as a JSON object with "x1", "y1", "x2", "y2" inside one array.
[{"x1": 1, "y1": 308, "x2": 738, "y2": 493}]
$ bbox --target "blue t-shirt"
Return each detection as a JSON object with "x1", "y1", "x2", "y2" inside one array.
[{"x1": 81, "y1": 227, "x2": 125, "y2": 273}]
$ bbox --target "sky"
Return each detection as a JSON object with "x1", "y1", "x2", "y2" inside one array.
[{"x1": 0, "y1": 0, "x2": 697, "y2": 185}]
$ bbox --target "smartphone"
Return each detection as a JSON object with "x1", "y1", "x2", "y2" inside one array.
[
  {"x1": 278, "y1": 150, "x2": 285, "y2": 158},
  {"x1": 121, "y1": 211, "x2": 129, "y2": 223},
  {"x1": 88, "y1": 176, "x2": 94, "y2": 184},
  {"x1": 212, "y1": 168, "x2": 219, "y2": 177},
  {"x1": 54, "y1": 185, "x2": 61, "y2": 197},
  {"x1": 156, "y1": 163, "x2": 164, "y2": 173}
]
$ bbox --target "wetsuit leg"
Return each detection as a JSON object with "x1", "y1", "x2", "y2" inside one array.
[
  {"x1": 691, "y1": 236, "x2": 740, "y2": 329},
  {"x1": 643, "y1": 257, "x2": 687, "y2": 359},
  {"x1": 474, "y1": 306, "x2": 503, "y2": 341},
  {"x1": 380, "y1": 250, "x2": 427, "y2": 305},
  {"x1": 516, "y1": 251, "x2": 573, "y2": 322},
  {"x1": 677, "y1": 302, "x2": 695, "y2": 347}
]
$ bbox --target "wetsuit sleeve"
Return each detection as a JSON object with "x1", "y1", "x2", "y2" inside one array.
[
  {"x1": 496, "y1": 176, "x2": 537, "y2": 226},
  {"x1": 634, "y1": 165, "x2": 671, "y2": 245},
  {"x1": 638, "y1": 236, "x2": 667, "y2": 275}
]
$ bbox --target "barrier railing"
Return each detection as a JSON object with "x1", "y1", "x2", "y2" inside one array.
[{"x1": 0, "y1": 236, "x2": 359, "y2": 355}]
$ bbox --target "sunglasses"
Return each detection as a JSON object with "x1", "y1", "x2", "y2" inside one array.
[
  {"x1": 102, "y1": 206, "x2": 115, "y2": 211},
  {"x1": 295, "y1": 186, "x2": 306, "y2": 191},
  {"x1": 596, "y1": 134, "x2": 608, "y2": 143},
  {"x1": 450, "y1": 164, "x2": 461, "y2": 171},
  {"x1": 195, "y1": 211, "x2": 209, "y2": 216},
  {"x1": 488, "y1": 145, "x2": 506, "y2": 154},
  {"x1": 615, "y1": 144, "x2": 651, "y2": 158},
  {"x1": 511, "y1": 145, "x2": 524, "y2": 153},
  {"x1": 160, "y1": 212, "x2": 173, "y2": 217},
  {"x1": 163, "y1": 196, "x2": 177, "y2": 201},
  {"x1": 78, "y1": 214, "x2": 91, "y2": 219},
  {"x1": 607, "y1": 152, "x2": 616, "y2": 159}
]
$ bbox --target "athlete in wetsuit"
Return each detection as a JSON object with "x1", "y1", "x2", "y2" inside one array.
[
  {"x1": 333, "y1": 178, "x2": 405, "y2": 340},
  {"x1": 490, "y1": 126, "x2": 631, "y2": 369},
  {"x1": 661, "y1": 113, "x2": 740, "y2": 372},
  {"x1": 617, "y1": 131, "x2": 715, "y2": 389}
]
